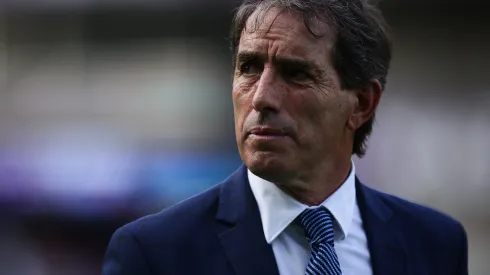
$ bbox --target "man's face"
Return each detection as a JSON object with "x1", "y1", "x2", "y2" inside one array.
[{"x1": 233, "y1": 8, "x2": 358, "y2": 183}]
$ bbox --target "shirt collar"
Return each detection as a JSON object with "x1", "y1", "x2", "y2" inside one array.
[{"x1": 248, "y1": 160, "x2": 357, "y2": 244}]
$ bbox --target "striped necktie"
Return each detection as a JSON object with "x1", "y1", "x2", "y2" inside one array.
[{"x1": 298, "y1": 207, "x2": 342, "y2": 275}]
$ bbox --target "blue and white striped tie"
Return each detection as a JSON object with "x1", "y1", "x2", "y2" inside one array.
[{"x1": 298, "y1": 207, "x2": 342, "y2": 275}]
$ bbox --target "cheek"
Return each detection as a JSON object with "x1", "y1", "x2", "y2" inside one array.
[
  {"x1": 232, "y1": 84, "x2": 253, "y2": 132},
  {"x1": 232, "y1": 79, "x2": 253, "y2": 106},
  {"x1": 295, "y1": 90, "x2": 331, "y2": 124},
  {"x1": 294, "y1": 90, "x2": 348, "y2": 139}
]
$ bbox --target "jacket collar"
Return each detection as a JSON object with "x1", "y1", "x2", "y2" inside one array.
[{"x1": 215, "y1": 165, "x2": 408, "y2": 275}]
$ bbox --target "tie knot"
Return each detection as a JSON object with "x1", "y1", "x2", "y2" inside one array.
[{"x1": 298, "y1": 207, "x2": 335, "y2": 245}]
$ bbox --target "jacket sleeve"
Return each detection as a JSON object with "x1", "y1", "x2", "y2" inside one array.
[
  {"x1": 101, "y1": 227, "x2": 153, "y2": 275},
  {"x1": 456, "y1": 223, "x2": 469, "y2": 275}
]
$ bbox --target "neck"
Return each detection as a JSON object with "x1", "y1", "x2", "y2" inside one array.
[{"x1": 278, "y1": 158, "x2": 352, "y2": 206}]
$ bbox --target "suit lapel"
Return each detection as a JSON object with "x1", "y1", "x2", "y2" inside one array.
[
  {"x1": 214, "y1": 167, "x2": 407, "y2": 275},
  {"x1": 215, "y1": 165, "x2": 280, "y2": 275},
  {"x1": 356, "y1": 178, "x2": 408, "y2": 275}
]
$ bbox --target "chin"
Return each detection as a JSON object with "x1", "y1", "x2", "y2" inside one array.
[{"x1": 244, "y1": 151, "x2": 296, "y2": 183}]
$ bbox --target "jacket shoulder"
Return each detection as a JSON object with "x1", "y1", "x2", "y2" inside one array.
[
  {"x1": 367, "y1": 186, "x2": 466, "y2": 240},
  {"x1": 365, "y1": 185, "x2": 468, "y2": 272},
  {"x1": 102, "y1": 181, "x2": 226, "y2": 274},
  {"x1": 118, "y1": 183, "x2": 222, "y2": 241}
]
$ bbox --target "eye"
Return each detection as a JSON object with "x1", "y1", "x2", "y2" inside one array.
[
  {"x1": 238, "y1": 61, "x2": 263, "y2": 75},
  {"x1": 282, "y1": 68, "x2": 311, "y2": 83}
]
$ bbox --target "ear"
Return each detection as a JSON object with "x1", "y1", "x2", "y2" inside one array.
[{"x1": 347, "y1": 79, "x2": 383, "y2": 131}]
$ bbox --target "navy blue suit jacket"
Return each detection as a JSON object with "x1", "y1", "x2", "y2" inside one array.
[{"x1": 102, "y1": 165, "x2": 468, "y2": 275}]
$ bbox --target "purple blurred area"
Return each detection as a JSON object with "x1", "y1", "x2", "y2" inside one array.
[{"x1": 0, "y1": 1, "x2": 489, "y2": 274}]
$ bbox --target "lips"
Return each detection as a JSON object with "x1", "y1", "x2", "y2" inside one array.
[{"x1": 248, "y1": 127, "x2": 289, "y2": 137}]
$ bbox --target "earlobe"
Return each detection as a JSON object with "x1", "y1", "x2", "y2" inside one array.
[
  {"x1": 347, "y1": 109, "x2": 365, "y2": 132},
  {"x1": 346, "y1": 116, "x2": 357, "y2": 131},
  {"x1": 347, "y1": 90, "x2": 362, "y2": 132},
  {"x1": 346, "y1": 97, "x2": 360, "y2": 131},
  {"x1": 347, "y1": 79, "x2": 382, "y2": 131}
]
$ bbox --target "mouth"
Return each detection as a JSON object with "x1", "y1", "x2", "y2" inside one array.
[{"x1": 247, "y1": 127, "x2": 291, "y2": 140}]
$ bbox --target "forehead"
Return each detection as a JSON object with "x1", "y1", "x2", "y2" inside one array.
[{"x1": 238, "y1": 7, "x2": 334, "y2": 62}]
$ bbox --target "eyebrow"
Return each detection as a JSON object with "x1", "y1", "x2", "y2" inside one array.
[{"x1": 236, "y1": 51, "x2": 323, "y2": 74}]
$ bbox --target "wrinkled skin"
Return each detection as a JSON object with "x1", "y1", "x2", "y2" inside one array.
[{"x1": 232, "y1": 8, "x2": 381, "y2": 205}]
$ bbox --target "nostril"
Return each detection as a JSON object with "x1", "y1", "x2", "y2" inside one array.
[{"x1": 252, "y1": 93, "x2": 281, "y2": 113}]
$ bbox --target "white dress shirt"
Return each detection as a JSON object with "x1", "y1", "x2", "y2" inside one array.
[{"x1": 248, "y1": 161, "x2": 372, "y2": 275}]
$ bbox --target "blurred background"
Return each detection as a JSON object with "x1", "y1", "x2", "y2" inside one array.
[{"x1": 0, "y1": 0, "x2": 488, "y2": 274}]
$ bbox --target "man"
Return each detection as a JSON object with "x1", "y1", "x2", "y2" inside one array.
[{"x1": 102, "y1": 0, "x2": 468, "y2": 274}]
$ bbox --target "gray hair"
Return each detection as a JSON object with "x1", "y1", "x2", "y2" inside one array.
[{"x1": 229, "y1": 0, "x2": 392, "y2": 157}]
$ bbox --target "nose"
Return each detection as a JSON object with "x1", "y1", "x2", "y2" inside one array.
[{"x1": 252, "y1": 68, "x2": 283, "y2": 113}]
